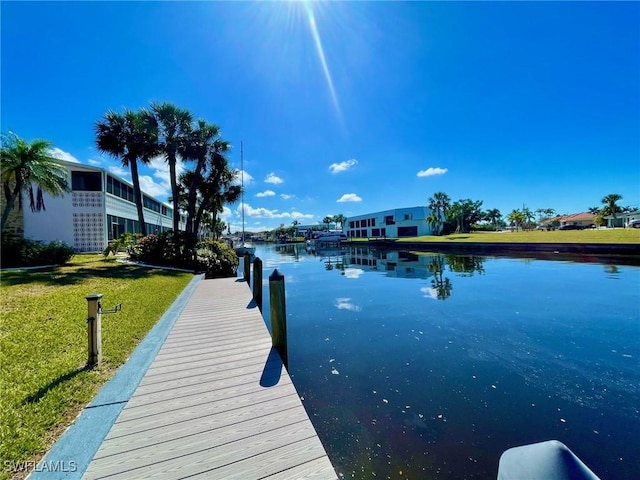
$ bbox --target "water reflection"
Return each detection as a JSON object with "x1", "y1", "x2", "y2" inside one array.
[
  {"x1": 255, "y1": 243, "x2": 640, "y2": 479},
  {"x1": 297, "y1": 244, "x2": 486, "y2": 300}
]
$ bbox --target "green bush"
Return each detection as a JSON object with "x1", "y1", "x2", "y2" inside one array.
[
  {"x1": 0, "y1": 237, "x2": 74, "y2": 268},
  {"x1": 197, "y1": 239, "x2": 239, "y2": 278}
]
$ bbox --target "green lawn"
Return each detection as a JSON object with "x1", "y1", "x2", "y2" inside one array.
[
  {"x1": 393, "y1": 228, "x2": 640, "y2": 244},
  {"x1": 0, "y1": 255, "x2": 193, "y2": 478}
]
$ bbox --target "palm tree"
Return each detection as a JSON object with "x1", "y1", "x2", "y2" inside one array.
[
  {"x1": 426, "y1": 211, "x2": 441, "y2": 235},
  {"x1": 601, "y1": 193, "x2": 623, "y2": 226},
  {"x1": 485, "y1": 208, "x2": 502, "y2": 230},
  {"x1": 1, "y1": 132, "x2": 70, "y2": 232},
  {"x1": 333, "y1": 213, "x2": 346, "y2": 230},
  {"x1": 322, "y1": 216, "x2": 333, "y2": 230},
  {"x1": 151, "y1": 102, "x2": 193, "y2": 237},
  {"x1": 180, "y1": 120, "x2": 224, "y2": 236},
  {"x1": 507, "y1": 209, "x2": 525, "y2": 231},
  {"x1": 96, "y1": 109, "x2": 158, "y2": 236},
  {"x1": 428, "y1": 191, "x2": 450, "y2": 233}
]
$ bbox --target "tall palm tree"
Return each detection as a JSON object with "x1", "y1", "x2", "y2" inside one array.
[
  {"x1": 180, "y1": 120, "x2": 224, "y2": 236},
  {"x1": 485, "y1": 208, "x2": 502, "y2": 229},
  {"x1": 426, "y1": 211, "x2": 441, "y2": 234},
  {"x1": 428, "y1": 191, "x2": 450, "y2": 234},
  {"x1": 151, "y1": 102, "x2": 193, "y2": 236},
  {"x1": 191, "y1": 155, "x2": 241, "y2": 237},
  {"x1": 1, "y1": 132, "x2": 70, "y2": 232},
  {"x1": 95, "y1": 109, "x2": 158, "y2": 236},
  {"x1": 601, "y1": 193, "x2": 623, "y2": 226}
]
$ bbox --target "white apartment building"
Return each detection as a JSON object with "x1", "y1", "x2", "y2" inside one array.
[
  {"x1": 345, "y1": 206, "x2": 436, "y2": 239},
  {"x1": 23, "y1": 160, "x2": 185, "y2": 252}
]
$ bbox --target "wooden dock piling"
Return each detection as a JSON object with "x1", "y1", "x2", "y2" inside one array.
[
  {"x1": 253, "y1": 257, "x2": 263, "y2": 311},
  {"x1": 269, "y1": 268, "x2": 288, "y2": 369}
]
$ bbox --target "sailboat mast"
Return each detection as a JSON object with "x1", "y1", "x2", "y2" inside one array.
[{"x1": 241, "y1": 141, "x2": 245, "y2": 241}]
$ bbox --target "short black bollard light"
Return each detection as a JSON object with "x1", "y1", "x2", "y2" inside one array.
[
  {"x1": 86, "y1": 294, "x2": 122, "y2": 367},
  {"x1": 269, "y1": 269, "x2": 287, "y2": 368},
  {"x1": 86, "y1": 294, "x2": 103, "y2": 366}
]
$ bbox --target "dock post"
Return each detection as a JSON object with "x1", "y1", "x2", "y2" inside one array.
[
  {"x1": 86, "y1": 293, "x2": 103, "y2": 366},
  {"x1": 269, "y1": 269, "x2": 287, "y2": 368},
  {"x1": 243, "y1": 253, "x2": 251, "y2": 284},
  {"x1": 253, "y1": 257, "x2": 263, "y2": 311}
]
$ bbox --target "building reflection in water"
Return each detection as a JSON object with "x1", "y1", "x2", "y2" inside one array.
[{"x1": 302, "y1": 244, "x2": 486, "y2": 300}]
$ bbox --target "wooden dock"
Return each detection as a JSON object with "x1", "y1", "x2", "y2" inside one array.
[{"x1": 82, "y1": 277, "x2": 336, "y2": 480}]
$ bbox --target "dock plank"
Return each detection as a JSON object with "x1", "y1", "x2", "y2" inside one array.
[{"x1": 82, "y1": 277, "x2": 336, "y2": 480}]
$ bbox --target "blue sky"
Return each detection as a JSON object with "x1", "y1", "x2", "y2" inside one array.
[{"x1": 2, "y1": 1, "x2": 639, "y2": 232}]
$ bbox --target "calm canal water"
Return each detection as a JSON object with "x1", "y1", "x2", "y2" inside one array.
[{"x1": 249, "y1": 243, "x2": 639, "y2": 479}]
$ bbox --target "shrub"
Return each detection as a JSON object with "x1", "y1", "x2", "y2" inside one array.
[
  {"x1": 0, "y1": 237, "x2": 74, "y2": 268},
  {"x1": 197, "y1": 239, "x2": 239, "y2": 278}
]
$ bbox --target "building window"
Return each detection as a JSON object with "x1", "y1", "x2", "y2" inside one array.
[
  {"x1": 398, "y1": 226, "x2": 418, "y2": 237},
  {"x1": 360, "y1": 229, "x2": 367, "y2": 237},
  {"x1": 371, "y1": 218, "x2": 376, "y2": 227},
  {"x1": 372, "y1": 228, "x2": 380, "y2": 237},
  {"x1": 349, "y1": 221, "x2": 354, "y2": 228},
  {"x1": 404, "y1": 213, "x2": 412, "y2": 221},
  {"x1": 381, "y1": 228, "x2": 386, "y2": 236},
  {"x1": 385, "y1": 215, "x2": 395, "y2": 225},
  {"x1": 72, "y1": 171, "x2": 102, "y2": 191}
]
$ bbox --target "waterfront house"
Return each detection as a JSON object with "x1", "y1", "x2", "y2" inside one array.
[
  {"x1": 21, "y1": 160, "x2": 187, "y2": 252},
  {"x1": 345, "y1": 206, "x2": 436, "y2": 239},
  {"x1": 604, "y1": 210, "x2": 640, "y2": 228},
  {"x1": 540, "y1": 212, "x2": 596, "y2": 229}
]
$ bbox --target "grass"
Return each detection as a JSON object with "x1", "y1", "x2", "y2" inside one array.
[
  {"x1": 0, "y1": 255, "x2": 193, "y2": 479},
  {"x1": 391, "y1": 228, "x2": 640, "y2": 244}
]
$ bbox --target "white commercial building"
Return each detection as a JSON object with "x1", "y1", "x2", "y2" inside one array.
[
  {"x1": 23, "y1": 160, "x2": 185, "y2": 252},
  {"x1": 345, "y1": 206, "x2": 436, "y2": 239}
]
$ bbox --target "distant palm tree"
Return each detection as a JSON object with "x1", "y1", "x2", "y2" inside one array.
[
  {"x1": 428, "y1": 192, "x2": 450, "y2": 233},
  {"x1": 1, "y1": 132, "x2": 70, "y2": 232},
  {"x1": 601, "y1": 193, "x2": 623, "y2": 226},
  {"x1": 322, "y1": 216, "x2": 333, "y2": 230},
  {"x1": 95, "y1": 109, "x2": 158, "y2": 236},
  {"x1": 507, "y1": 209, "x2": 525, "y2": 231},
  {"x1": 426, "y1": 211, "x2": 441, "y2": 235},
  {"x1": 333, "y1": 213, "x2": 346, "y2": 230},
  {"x1": 151, "y1": 102, "x2": 193, "y2": 237},
  {"x1": 485, "y1": 208, "x2": 502, "y2": 229}
]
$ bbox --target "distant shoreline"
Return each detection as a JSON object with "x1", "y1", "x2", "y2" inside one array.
[{"x1": 348, "y1": 238, "x2": 640, "y2": 265}]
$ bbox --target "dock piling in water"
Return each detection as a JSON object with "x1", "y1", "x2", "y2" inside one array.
[
  {"x1": 269, "y1": 269, "x2": 288, "y2": 368},
  {"x1": 253, "y1": 257, "x2": 263, "y2": 311}
]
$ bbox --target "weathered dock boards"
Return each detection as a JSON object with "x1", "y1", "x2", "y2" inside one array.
[{"x1": 83, "y1": 277, "x2": 336, "y2": 480}]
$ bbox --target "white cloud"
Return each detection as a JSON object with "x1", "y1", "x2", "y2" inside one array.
[
  {"x1": 420, "y1": 287, "x2": 438, "y2": 300},
  {"x1": 232, "y1": 170, "x2": 254, "y2": 185},
  {"x1": 256, "y1": 190, "x2": 276, "y2": 198},
  {"x1": 49, "y1": 147, "x2": 80, "y2": 163},
  {"x1": 88, "y1": 159, "x2": 102, "y2": 166},
  {"x1": 329, "y1": 158, "x2": 358, "y2": 174},
  {"x1": 265, "y1": 172, "x2": 284, "y2": 184},
  {"x1": 219, "y1": 206, "x2": 232, "y2": 220},
  {"x1": 344, "y1": 268, "x2": 364, "y2": 279},
  {"x1": 139, "y1": 175, "x2": 169, "y2": 200},
  {"x1": 280, "y1": 193, "x2": 294, "y2": 200},
  {"x1": 335, "y1": 298, "x2": 362, "y2": 312},
  {"x1": 337, "y1": 193, "x2": 362, "y2": 203},
  {"x1": 108, "y1": 165, "x2": 130, "y2": 178},
  {"x1": 238, "y1": 203, "x2": 314, "y2": 220},
  {"x1": 417, "y1": 167, "x2": 448, "y2": 177}
]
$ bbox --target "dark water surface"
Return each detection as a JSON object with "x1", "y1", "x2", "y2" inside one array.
[{"x1": 250, "y1": 244, "x2": 639, "y2": 479}]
